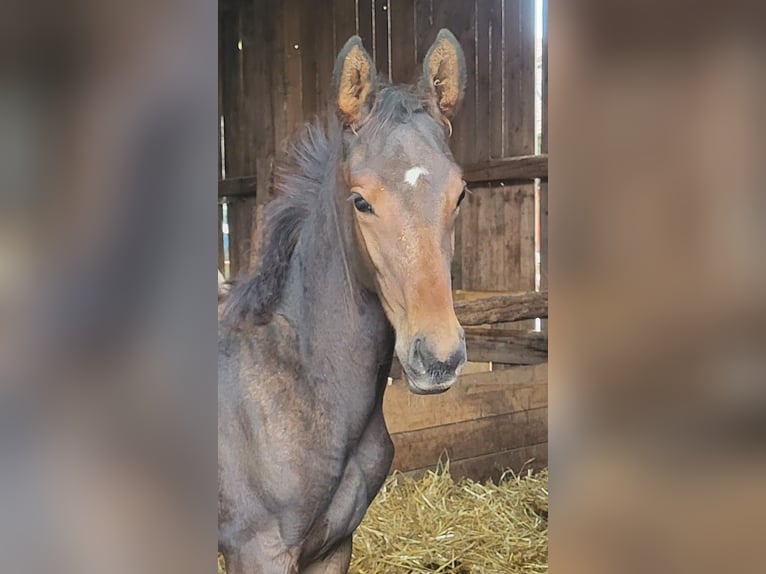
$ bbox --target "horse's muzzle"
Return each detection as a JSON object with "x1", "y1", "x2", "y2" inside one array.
[{"x1": 403, "y1": 332, "x2": 466, "y2": 394}]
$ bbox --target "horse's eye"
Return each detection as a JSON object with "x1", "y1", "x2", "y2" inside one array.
[{"x1": 352, "y1": 193, "x2": 374, "y2": 214}]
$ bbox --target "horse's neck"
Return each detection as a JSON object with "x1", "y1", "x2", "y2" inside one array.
[{"x1": 281, "y1": 187, "x2": 394, "y2": 405}]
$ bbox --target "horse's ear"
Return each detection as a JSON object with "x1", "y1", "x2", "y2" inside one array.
[
  {"x1": 420, "y1": 29, "x2": 466, "y2": 120},
  {"x1": 332, "y1": 36, "x2": 376, "y2": 128}
]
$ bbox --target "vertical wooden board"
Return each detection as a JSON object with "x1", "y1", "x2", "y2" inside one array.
[
  {"x1": 504, "y1": 0, "x2": 535, "y2": 156},
  {"x1": 491, "y1": 186, "x2": 512, "y2": 290},
  {"x1": 333, "y1": 0, "x2": 357, "y2": 54},
  {"x1": 227, "y1": 197, "x2": 256, "y2": 277},
  {"x1": 374, "y1": 0, "x2": 390, "y2": 80},
  {"x1": 282, "y1": 0, "x2": 304, "y2": 139},
  {"x1": 218, "y1": 202, "x2": 225, "y2": 275},
  {"x1": 220, "y1": 3, "x2": 243, "y2": 178},
  {"x1": 315, "y1": 0, "x2": 336, "y2": 115},
  {"x1": 250, "y1": 0, "x2": 277, "y2": 205},
  {"x1": 502, "y1": 186, "x2": 522, "y2": 290},
  {"x1": 488, "y1": 0, "x2": 503, "y2": 158},
  {"x1": 237, "y1": 0, "x2": 259, "y2": 178},
  {"x1": 442, "y1": 0, "x2": 476, "y2": 166},
  {"x1": 389, "y1": 0, "x2": 416, "y2": 83},
  {"x1": 300, "y1": 0, "x2": 318, "y2": 120},
  {"x1": 519, "y1": 184, "x2": 536, "y2": 290},
  {"x1": 218, "y1": 13, "x2": 224, "y2": 179},
  {"x1": 451, "y1": 201, "x2": 462, "y2": 289},
  {"x1": 414, "y1": 0, "x2": 433, "y2": 63},
  {"x1": 474, "y1": 0, "x2": 491, "y2": 163},
  {"x1": 270, "y1": 0, "x2": 289, "y2": 160},
  {"x1": 539, "y1": 0, "x2": 548, "y2": 297},
  {"x1": 429, "y1": 0, "x2": 449, "y2": 32},
  {"x1": 458, "y1": 185, "x2": 480, "y2": 290},
  {"x1": 220, "y1": 3, "x2": 254, "y2": 276},
  {"x1": 357, "y1": 0, "x2": 374, "y2": 55}
]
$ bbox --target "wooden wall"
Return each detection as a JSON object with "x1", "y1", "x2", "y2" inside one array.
[{"x1": 218, "y1": 0, "x2": 548, "y2": 481}]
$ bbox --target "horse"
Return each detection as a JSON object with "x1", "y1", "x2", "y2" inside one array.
[{"x1": 219, "y1": 30, "x2": 468, "y2": 574}]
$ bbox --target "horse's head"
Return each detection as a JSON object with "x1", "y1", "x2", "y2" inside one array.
[{"x1": 333, "y1": 31, "x2": 468, "y2": 394}]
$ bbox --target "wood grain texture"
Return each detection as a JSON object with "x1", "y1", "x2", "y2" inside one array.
[
  {"x1": 488, "y1": 0, "x2": 503, "y2": 159},
  {"x1": 462, "y1": 154, "x2": 548, "y2": 183},
  {"x1": 414, "y1": 0, "x2": 433, "y2": 62},
  {"x1": 357, "y1": 0, "x2": 374, "y2": 55},
  {"x1": 447, "y1": 442, "x2": 547, "y2": 482},
  {"x1": 391, "y1": 407, "x2": 547, "y2": 472},
  {"x1": 374, "y1": 0, "x2": 390, "y2": 80},
  {"x1": 333, "y1": 0, "x2": 357, "y2": 54},
  {"x1": 465, "y1": 326, "x2": 547, "y2": 364},
  {"x1": 453, "y1": 290, "x2": 547, "y2": 325},
  {"x1": 399, "y1": 442, "x2": 548, "y2": 482},
  {"x1": 389, "y1": 0, "x2": 416, "y2": 83},
  {"x1": 383, "y1": 363, "x2": 547, "y2": 434}
]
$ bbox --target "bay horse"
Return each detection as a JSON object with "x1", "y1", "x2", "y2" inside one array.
[{"x1": 219, "y1": 30, "x2": 467, "y2": 574}]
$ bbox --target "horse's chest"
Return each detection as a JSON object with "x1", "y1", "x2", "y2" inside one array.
[{"x1": 302, "y1": 422, "x2": 393, "y2": 561}]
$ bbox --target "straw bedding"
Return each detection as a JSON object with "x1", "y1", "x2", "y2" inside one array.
[{"x1": 218, "y1": 461, "x2": 548, "y2": 573}]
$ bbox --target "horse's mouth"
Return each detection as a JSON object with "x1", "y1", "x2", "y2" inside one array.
[{"x1": 403, "y1": 370, "x2": 458, "y2": 395}]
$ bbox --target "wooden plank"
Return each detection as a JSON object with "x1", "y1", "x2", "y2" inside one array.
[
  {"x1": 383, "y1": 364, "x2": 547, "y2": 434},
  {"x1": 465, "y1": 327, "x2": 547, "y2": 364},
  {"x1": 500, "y1": 185, "x2": 518, "y2": 290},
  {"x1": 315, "y1": 0, "x2": 336, "y2": 115},
  {"x1": 357, "y1": 0, "x2": 374, "y2": 55},
  {"x1": 300, "y1": 0, "x2": 318, "y2": 120},
  {"x1": 474, "y1": 0, "x2": 491, "y2": 163},
  {"x1": 447, "y1": 442, "x2": 548, "y2": 482},
  {"x1": 218, "y1": 202, "x2": 225, "y2": 275},
  {"x1": 237, "y1": 0, "x2": 259, "y2": 178},
  {"x1": 462, "y1": 154, "x2": 548, "y2": 183},
  {"x1": 453, "y1": 290, "x2": 547, "y2": 325},
  {"x1": 414, "y1": 0, "x2": 433, "y2": 63},
  {"x1": 333, "y1": 0, "x2": 357, "y2": 54},
  {"x1": 218, "y1": 175, "x2": 257, "y2": 199},
  {"x1": 374, "y1": 0, "x2": 390, "y2": 81},
  {"x1": 539, "y1": 0, "x2": 548, "y2": 301},
  {"x1": 457, "y1": 185, "x2": 480, "y2": 290},
  {"x1": 504, "y1": 0, "x2": 535, "y2": 156},
  {"x1": 220, "y1": 3, "x2": 243, "y2": 178},
  {"x1": 518, "y1": 184, "x2": 536, "y2": 292},
  {"x1": 250, "y1": 0, "x2": 277, "y2": 205},
  {"x1": 282, "y1": 0, "x2": 304, "y2": 138},
  {"x1": 488, "y1": 0, "x2": 503, "y2": 158},
  {"x1": 389, "y1": 0, "x2": 416, "y2": 83},
  {"x1": 227, "y1": 196, "x2": 255, "y2": 277},
  {"x1": 391, "y1": 407, "x2": 547, "y2": 472},
  {"x1": 220, "y1": 4, "x2": 256, "y2": 277},
  {"x1": 399, "y1": 442, "x2": 548, "y2": 482},
  {"x1": 270, "y1": 0, "x2": 289, "y2": 159}
]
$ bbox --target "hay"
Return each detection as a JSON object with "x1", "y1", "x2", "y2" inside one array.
[
  {"x1": 350, "y1": 460, "x2": 548, "y2": 573},
  {"x1": 218, "y1": 461, "x2": 548, "y2": 573}
]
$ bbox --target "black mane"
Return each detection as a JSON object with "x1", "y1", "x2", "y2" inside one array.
[{"x1": 222, "y1": 85, "x2": 432, "y2": 327}]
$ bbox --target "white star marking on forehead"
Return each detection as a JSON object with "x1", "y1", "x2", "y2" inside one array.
[{"x1": 403, "y1": 166, "x2": 429, "y2": 187}]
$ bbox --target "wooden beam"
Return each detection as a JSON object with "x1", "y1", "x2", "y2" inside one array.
[
  {"x1": 219, "y1": 175, "x2": 257, "y2": 198},
  {"x1": 220, "y1": 156, "x2": 548, "y2": 197},
  {"x1": 390, "y1": 407, "x2": 547, "y2": 473},
  {"x1": 454, "y1": 290, "x2": 548, "y2": 326},
  {"x1": 465, "y1": 327, "x2": 547, "y2": 365},
  {"x1": 462, "y1": 154, "x2": 548, "y2": 184},
  {"x1": 383, "y1": 365, "x2": 548, "y2": 434}
]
